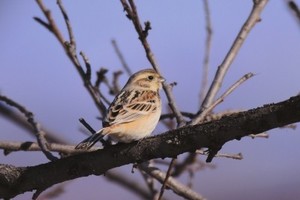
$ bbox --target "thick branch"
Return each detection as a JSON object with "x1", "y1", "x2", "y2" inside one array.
[{"x1": 0, "y1": 95, "x2": 299, "y2": 199}]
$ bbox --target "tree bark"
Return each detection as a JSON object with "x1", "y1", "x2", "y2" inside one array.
[{"x1": 0, "y1": 95, "x2": 299, "y2": 199}]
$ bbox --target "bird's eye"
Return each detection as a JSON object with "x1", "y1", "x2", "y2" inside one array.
[{"x1": 148, "y1": 75, "x2": 154, "y2": 80}]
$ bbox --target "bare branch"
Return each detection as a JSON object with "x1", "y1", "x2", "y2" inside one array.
[
  {"x1": 0, "y1": 141, "x2": 94, "y2": 155},
  {"x1": 105, "y1": 170, "x2": 152, "y2": 200},
  {"x1": 171, "y1": 153, "x2": 197, "y2": 177},
  {"x1": 0, "y1": 95, "x2": 57, "y2": 161},
  {"x1": 78, "y1": 118, "x2": 109, "y2": 147},
  {"x1": 95, "y1": 68, "x2": 109, "y2": 88},
  {"x1": 0, "y1": 103, "x2": 66, "y2": 144},
  {"x1": 39, "y1": 183, "x2": 66, "y2": 199},
  {"x1": 192, "y1": 73, "x2": 254, "y2": 125},
  {"x1": 196, "y1": 150, "x2": 243, "y2": 160},
  {"x1": 57, "y1": 0, "x2": 76, "y2": 46},
  {"x1": 160, "y1": 112, "x2": 195, "y2": 121},
  {"x1": 157, "y1": 159, "x2": 175, "y2": 200},
  {"x1": 112, "y1": 70, "x2": 123, "y2": 94},
  {"x1": 35, "y1": 0, "x2": 65, "y2": 45},
  {"x1": 35, "y1": 0, "x2": 107, "y2": 116},
  {"x1": 249, "y1": 132, "x2": 269, "y2": 139},
  {"x1": 280, "y1": 124, "x2": 297, "y2": 130},
  {"x1": 1, "y1": 95, "x2": 299, "y2": 199},
  {"x1": 33, "y1": 17, "x2": 52, "y2": 32},
  {"x1": 139, "y1": 162, "x2": 206, "y2": 200},
  {"x1": 198, "y1": 0, "x2": 269, "y2": 115},
  {"x1": 120, "y1": 0, "x2": 185, "y2": 126},
  {"x1": 172, "y1": 0, "x2": 268, "y2": 178},
  {"x1": 200, "y1": 0, "x2": 213, "y2": 103},
  {"x1": 287, "y1": 0, "x2": 300, "y2": 25},
  {"x1": 139, "y1": 167, "x2": 157, "y2": 198},
  {"x1": 111, "y1": 39, "x2": 133, "y2": 76},
  {"x1": 79, "y1": 51, "x2": 92, "y2": 81}
]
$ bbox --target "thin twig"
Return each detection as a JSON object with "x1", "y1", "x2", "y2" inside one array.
[
  {"x1": 139, "y1": 163, "x2": 206, "y2": 200},
  {"x1": 35, "y1": 0, "x2": 107, "y2": 116},
  {"x1": 35, "y1": 0, "x2": 65, "y2": 45},
  {"x1": 39, "y1": 183, "x2": 66, "y2": 199},
  {"x1": 280, "y1": 124, "x2": 297, "y2": 130},
  {"x1": 57, "y1": 0, "x2": 76, "y2": 46},
  {"x1": 79, "y1": 51, "x2": 91, "y2": 81},
  {"x1": 106, "y1": 170, "x2": 153, "y2": 200},
  {"x1": 176, "y1": 73, "x2": 253, "y2": 175},
  {"x1": 171, "y1": 0, "x2": 268, "y2": 177},
  {"x1": 56, "y1": 0, "x2": 82, "y2": 73},
  {"x1": 157, "y1": 159, "x2": 175, "y2": 200},
  {"x1": 119, "y1": 2, "x2": 187, "y2": 196},
  {"x1": 120, "y1": 0, "x2": 185, "y2": 126},
  {"x1": 111, "y1": 39, "x2": 133, "y2": 76},
  {"x1": 195, "y1": 0, "x2": 269, "y2": 116},
  {"x1": 0, "y1": 103, "x2": 67, "y2": 143},
  {"x1": 95, "y1": 68, "x2": 117, "y2": 99},
  {"x1": 0, "y1": 95, "x2": 57, "y2": 161},
  {"x1": 33, "y1": 17, "x2": 52, "y2": 32},
  {"x1": 112, "y1": 70, "x2": 123, "y2": 94},
  {"x1": 0, "y1": 141, "x2": 96, "y2": 155},
  {"x1": 249, "y1": 132, "x2": 269, "y2": 139},
  {"x1": 191, "y1": 72, "x2": 254, "y2": 125},
  {"x1": 78, "y1": 118, "x2": 108, "y2": 146},
  {"x1": 199, "y1": 109, "x2": 244, "y2": 123},
  {"x1": 93, "y1": 69, "x2": 112, "y2": 105},
  {"x1": 196, "y1": 150, "x2": 243, "y2": 160},
  {"x1": 160, "y1": 112, "x2": 194, "y2": 120},
  {"x1": 95, "y1": 68, "x2": 108, "y2": 88},
  {"x1": 138, "y1": 167, "x2": 158, "y2": 199},
  {"x1": 287, "y1": 0, "x2": 300, "y2": 25},
  {"x1": 200, "y1": 0, "x2": 213, "y2": 103},
  {"x1": 172, "y1": 153, "x2": 197, "y2": 177}
]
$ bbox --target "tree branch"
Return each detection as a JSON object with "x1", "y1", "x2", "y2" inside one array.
[
  {"x1": 0, "y1": 95, "x2": 299, "y2": 199},
  {"x1": 0, "y1": 95, "x2": 57, "y2": 161},
  {"x1": 111, "y1": 39, "x2": 133, "y2": 76},
  {"x1": 120, "y1": 0, "x2": 185, "y2": 126},
  {"x1": 191, "y1": 73, "x2": 254, "y2": 125},
  {"x1": 0, "y1": 103, "x2": 66, "y2": 144},
  {"x1": 139, "y1": 162, "x2": 206, "y2": 200},
  {"x1": 287, "y1": 0, "x2": 300, "y2": 25},
  {"x1": 35, "y1": 0, "x2": 107, "y2": 116},
  {"x1": 196, "y1": 0, "x2": 269, "y2": 117},
  {"x1": 105, "y1": 170, "x2": 152, "y2": 200},
  {"x1": 199, "y1": 0, "x2": 213, "y2": 103}
]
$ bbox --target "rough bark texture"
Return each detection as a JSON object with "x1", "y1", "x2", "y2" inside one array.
[{"x1": 0, "y1": 95, "x2": 299, "y2": 199}]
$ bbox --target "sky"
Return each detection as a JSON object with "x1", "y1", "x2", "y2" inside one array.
[{"x1": 0, "y1": 1, "x2": 300, "y2": 200}]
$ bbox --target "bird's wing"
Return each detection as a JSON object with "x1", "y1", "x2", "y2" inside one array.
[{"x1": 104, "y1": 90, "x2": 159, "y2": 125}]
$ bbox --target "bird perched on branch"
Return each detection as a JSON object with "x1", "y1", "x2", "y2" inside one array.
[{"x1": 75, "y1": 68, "x2": 165, "y2": 150}]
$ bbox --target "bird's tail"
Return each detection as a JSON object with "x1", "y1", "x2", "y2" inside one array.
[{"x1": 75, "y1": 129, "x2": 105, "y2": 150}]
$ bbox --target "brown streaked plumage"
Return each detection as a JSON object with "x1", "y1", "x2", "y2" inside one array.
[{"x1": 75, "y1": 69, "x2": 164, "y2": 150}]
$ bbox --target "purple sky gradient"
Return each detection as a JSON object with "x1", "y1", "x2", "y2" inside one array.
[{"x1": 1, "y1": 1, "x2": 300, "y2": 199}]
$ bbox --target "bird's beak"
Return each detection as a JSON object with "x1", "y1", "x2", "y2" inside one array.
[{"x1": 159, "y1": 76, "x2": 165, "y2": 83}]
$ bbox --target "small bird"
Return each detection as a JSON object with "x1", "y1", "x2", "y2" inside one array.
[{"x1": 75, "y1": 68, "x2": 165, "y2": 150}]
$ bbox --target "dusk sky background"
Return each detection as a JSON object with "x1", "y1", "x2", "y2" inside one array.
[{"x1": 1, "y1": 1, "x2": 300, "y2": 199}]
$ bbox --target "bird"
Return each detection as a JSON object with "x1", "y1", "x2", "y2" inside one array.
[{"x1": 75, "y1": 68, "x2": 165, "y2": 150}]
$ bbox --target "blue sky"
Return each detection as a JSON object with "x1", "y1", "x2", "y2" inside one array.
[{"x1": 1, "y1": 1, "x2": 300, "y2": 199}]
